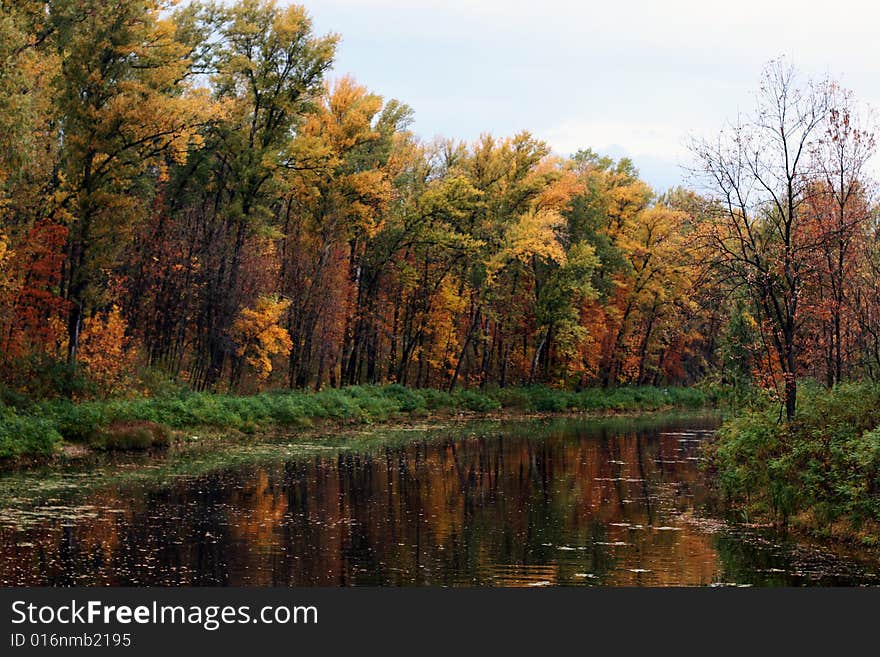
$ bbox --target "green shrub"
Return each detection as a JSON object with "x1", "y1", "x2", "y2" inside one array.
[
  {"x1": 416, "y1": 388, "x2": 454, "y2": 410},
  {"x1": 379, "y1": 384, "x2": 426, "y2": 412},
  {"x1": 38, "y1": 400, "x2": 106, "y2": 443},
  {"x1": 520, "y1": 386, "x2": 570, "y2": 411},
  {"x1": 492, "y1": 387, "x2": 532, "y2": 409},
  {"x1": 0, "y1": 408, "x2": 62, "y2": 459},
  {"x1": 316, "y1": 388, "x2": 366, "y2": 420},
  {"x1": 453, "y1": 389, "x2": 501, "y2": 412},
  {"x1": 710, "y1": 381, "x2": 880, "y2": 530}
]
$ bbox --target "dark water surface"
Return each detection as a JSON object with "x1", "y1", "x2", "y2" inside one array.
[{"x1": 2, "y1": 414, "x2": 879, "y2": 586}]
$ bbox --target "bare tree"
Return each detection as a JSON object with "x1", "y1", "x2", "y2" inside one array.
[{"x1": 691, "y1": 59, "x2": 832, "y2": 420}]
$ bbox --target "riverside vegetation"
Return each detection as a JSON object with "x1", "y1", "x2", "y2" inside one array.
[
  {"x1": 708, "y1": 382, "x2": 880, "y2": 544},
  {"x1": 0, "y1": 384, "x2": 713, "y2": 462}
]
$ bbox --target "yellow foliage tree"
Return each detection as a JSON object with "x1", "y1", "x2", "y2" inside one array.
[
  {"x1": 231, "y1": 296, "x2": 294, "y2": 381},
  {"x1": 78, "y1": 306, "x2": 136, "y2": 395}
]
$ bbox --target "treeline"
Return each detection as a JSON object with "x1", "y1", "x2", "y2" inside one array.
[
  {"x1": 1, "y1": 2, "x2": 879, "y2": 412},
  {"x1": 0, "y1": 0, "x2": 718, "y2": 398}
]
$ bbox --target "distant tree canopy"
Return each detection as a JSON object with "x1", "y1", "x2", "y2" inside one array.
[{"x1": 1, "y1": 4, "x2": 878, "y2": 420}]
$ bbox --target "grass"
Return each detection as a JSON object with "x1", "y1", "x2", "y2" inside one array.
[
  {"x1": 0, "y1": 383, "x2": 717, "y2": 465},
  {"x1": 707, "y1": 381, "x2": 880, "y2": 544}
]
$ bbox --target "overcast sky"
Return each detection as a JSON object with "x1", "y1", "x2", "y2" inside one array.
[{"x1": 303, "y1": 0, "x2": 880, "y2": 191}]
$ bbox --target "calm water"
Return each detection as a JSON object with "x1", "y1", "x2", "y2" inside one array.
[{"x1": 1, "y1": 414, "x2": 879, "y2": 586}]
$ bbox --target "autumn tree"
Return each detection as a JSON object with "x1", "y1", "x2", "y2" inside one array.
[
  {"x1": 78, "y1": 305, "x2": 136, "y2": 395},
  {"x1": 443, "y1": 133, "x2": 568, "y2": 390},
  {"x1": 693, "y1": 59, "x2": 833, "y2": 420},
  {"x1": 50, "y1": 0, "x2": 205, "y2": 368},
  {"x1": 172, "y1": 0, "x2": 336, "y2": 388},
  {"x1": 564, "y1": 151, "x2": 650, "y2": 384},
  {"x1": 806, "y1": 87, "x2": 876, "y2": 385},
  {"x1": 230, "y1": 295, "x2": 292, "y2": 383},
  {"x1": 0, "y1": 1, "x2": 66, "y2": 369},
  {"x1": 381, "y1": 143, "x2": 483, "y2": 387}
]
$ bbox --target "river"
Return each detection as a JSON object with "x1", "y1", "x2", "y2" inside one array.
[{"x1": 1, "y1": 414, "x2": 878, "y2": 586}]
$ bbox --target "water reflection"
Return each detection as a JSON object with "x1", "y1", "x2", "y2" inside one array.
[{"x1": 1, "y1": 415, "x2": 878, "y2": 586}]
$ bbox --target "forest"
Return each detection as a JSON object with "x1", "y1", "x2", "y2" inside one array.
[
  {"x1": 4, "y1": 1, "x2": 880, "y2": 533},
  {"x1": 0, "y1": 0, "x2": 728, "y2": 399}
]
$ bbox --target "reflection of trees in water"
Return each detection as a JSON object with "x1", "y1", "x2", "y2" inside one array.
[{"x1": 1, "y1": 418, "x2": 736, "y2": 586}]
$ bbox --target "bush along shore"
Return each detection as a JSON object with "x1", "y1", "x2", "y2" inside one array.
[
  {"x1": 0, "y1": 384, "x2": 716, "y2": 467},
  {"x1": 707, "y1": 382, "x2": 880, "y2": 545}
]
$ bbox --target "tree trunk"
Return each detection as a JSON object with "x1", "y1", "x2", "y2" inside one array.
[{"x1": 529, "y1": 327, "x2": 549, "y2": 385}]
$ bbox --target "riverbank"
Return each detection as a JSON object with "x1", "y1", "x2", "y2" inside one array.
[
  {"x1": 706, "y1": 382, "x2": 880, "y2": 546},
  {"x1": 0, "y1": 384, "x2": 716, "y2": 469}
]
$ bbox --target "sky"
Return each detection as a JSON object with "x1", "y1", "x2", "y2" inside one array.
[{"x1": 302, "y1": 0, "x2": 880, "y2": 191}]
